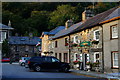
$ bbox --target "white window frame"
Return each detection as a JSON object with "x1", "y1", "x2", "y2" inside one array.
[
  {"x1": 74, "y1": 53, "x2": 78, "y2": 61},
  {"x1": 74, "y1": 36, "x2": 80, "y2": 43},
  {"x1": 112, "y1": 52, "x2": 118, "y2": 68},
  {"x1": 1, "y1": 31, "x2": 6, "y2": 42},
  {"x1": 94, "y1": 52, "x2": 99, "y2": 62},
  {"x1": 79, "y1": 54, "x2": 82, "y2": 62},
  {"x1": 111, "y1": 25, "x2": 118, "y2": 39},
  {"x1": 87, "y1": 54, "x2": 90, "y2": 62},
  {"x1": 94, "y1": 30, "x2": 100, "y2": 41}
]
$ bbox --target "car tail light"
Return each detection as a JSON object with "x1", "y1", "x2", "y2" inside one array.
[
  {"x1": 28, "y1": 61, "x2": 30, "y2": 64},
  {"x1": 19, "y1": 60, "x2": 22, "y2": 62}
]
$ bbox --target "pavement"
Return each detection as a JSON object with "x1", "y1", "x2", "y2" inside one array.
[{"x1": 70, "y1": 69, "x2": 120, "y2": 80}]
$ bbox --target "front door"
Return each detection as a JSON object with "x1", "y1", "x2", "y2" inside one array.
[{"x1": 83, "y1": 54, "x2": 89, "y2": 70}]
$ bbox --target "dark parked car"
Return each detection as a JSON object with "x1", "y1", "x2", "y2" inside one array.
[{"x1": 28, "y1": 56, "x2": 70, "y2": 72}]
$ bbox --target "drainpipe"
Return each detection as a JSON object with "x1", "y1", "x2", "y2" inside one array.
[
  {"x1": 118, "y1": 19, "x2": 120, "y2": 72},
  {"x1": 101, "y1": 25, "x2": 104, "y2": 73},
  {"x1": 68, "y1": 35, "x2": 71, "y2": 66}
]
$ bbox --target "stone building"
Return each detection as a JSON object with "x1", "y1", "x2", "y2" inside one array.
[{"x1": 9, "y1": 36, "x2": 41, "y2": 61}]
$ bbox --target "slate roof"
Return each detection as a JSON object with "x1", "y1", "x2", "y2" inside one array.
[
  {"x1": 41, "y1": 26, "x2": 65, "y2": 37},
  {"x1": 0, "y1": 23, "x2": 14, "y2": 30},
  {"x1": 48, "y1": 26, "x2": 65, "y2": 35},
  {"x1": 101, "y1": 7, "x2": 120, "y2": 23},
  {"x1": 72, "y1": 6, "x2": 119, "y2": 34},
  {"x1": 52, "y1": 6, "x2": 119, "y2": 39},
  {"x1": 52, "y1": 22, "x2": 83, "y2": 39},
  {"x1": 9, "y1": 36, "x2": 41, "y2": 45}
]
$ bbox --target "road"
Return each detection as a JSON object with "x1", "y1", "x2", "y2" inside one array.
[{"x1": 1, "y1": 63, "x2": 106, "y2": 80}]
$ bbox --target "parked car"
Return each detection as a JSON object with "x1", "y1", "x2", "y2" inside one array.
[
  {"x1": 2, "y1": 58, "x2": 10, "y2": 62},
  {"x1": 19, "y1": 57, "x2": 31, "y2": 66},
  {"x1": 28, "y1": 56, "x2": 70, "y2": 72}
]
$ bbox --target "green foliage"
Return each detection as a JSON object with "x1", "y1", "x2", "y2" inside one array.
[
  {"x1": 2, "y1": 2, "x2": 118, "y2": 36},
  {"x1": 49, "y1": 4, "x2": 79, "y2": 29},
  {"x1": 2, "y1": 39, "x2": 10, "y2": 57}
]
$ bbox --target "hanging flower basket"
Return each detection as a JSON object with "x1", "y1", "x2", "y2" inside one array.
[
  {"x1": 65, "y1": 43, "x2": 69, "y2": 46},
  {"x1": 86, "y1": 62, "x2": 92, "y2": 65},
  {"x1": 92, "y1": 40, "x2": 99, "y2": 44},
  {"x1": 73, "y1": 61, "x2": 80, "y2": 64},
  {"x1": 72, "y1": 43, "x2": 78, "y2": 47},
  {"x1": 92, "y1": 62, "x2": 100, "y2": 67}
]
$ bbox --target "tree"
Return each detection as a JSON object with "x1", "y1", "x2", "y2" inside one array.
[
  {"x1": 2, "y1": 39, "x2": 10, "y2": 57},
  {"x1": 23, "y1": 11, "x2": 50, "y2": 36},
  {"x1": 87, "y1": 2, "x2": 119, "y2": 15},
  {"x1": 49, "y1": 4, "x2": 79, "y2": 29}
]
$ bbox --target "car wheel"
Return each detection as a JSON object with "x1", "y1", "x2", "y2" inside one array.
[
  {"x1": 25, "y1": 64, "x2": 28, "y2": 68},
  {"x1": 34, "y1": 65, "x2": 41, "y2": 72},
  {"x1": 21, "y1": 63, "x2": 25, "y2": 66}
]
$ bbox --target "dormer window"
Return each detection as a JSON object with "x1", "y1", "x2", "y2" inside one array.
[{"x1": 94, "y1": 30, "x2": 100, "y2": 41}]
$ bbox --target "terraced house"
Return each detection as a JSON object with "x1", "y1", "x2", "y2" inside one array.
[{"x1": 41, "y1": 6, "x2": 120, "y2": 73}]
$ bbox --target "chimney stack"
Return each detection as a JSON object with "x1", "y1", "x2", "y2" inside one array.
[
  {"x1": 8, "y1": 20, "x2": 11, "y2": 27},
  {"x1": 82, "y1": 8, "x2": 94, "y2": 21},
  {"x1": 65, "y1": 19, "x2": 73, "y2": 30}
]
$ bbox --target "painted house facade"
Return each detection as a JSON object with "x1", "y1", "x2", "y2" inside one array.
[
  {"x1": 40, "y1": 26, "x2": 65, "y2": 56},
  {"x1": 100, "y1": 7, "x2": 120, "y2": 73},
  {"x1": 9, "y1": 36, "x2": 41, "y2": 61}
]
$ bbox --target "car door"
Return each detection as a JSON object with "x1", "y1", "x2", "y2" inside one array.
[
  {"x1": 51, "y1": 57, "x2": 61, "y2": 69},
  {"x1": 41, "y1": 57, "x2": 52, "y2": 69}
]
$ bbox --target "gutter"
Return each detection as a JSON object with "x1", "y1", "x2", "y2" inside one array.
[{"x1": 101, "y1": 25, "x2": 104, "y2": 73}]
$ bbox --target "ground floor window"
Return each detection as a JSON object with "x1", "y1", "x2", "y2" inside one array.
[
  {"x1": 94, "y1": 52, "x2": 100, "y2": 63},
  {"x1": 59, "y1": 53, "x2": 62, "y2": 61},
  {"x1": 55, "y1": 53, "x2": 57, "y2": 58},
  {"x1": 112, "y1": 51, "x2": 118, "y2": 68},
  {"x1": 64, "y1": 53, "x2": 68, "y2": 63},
  {"x1": 74, "y1": 53, "x2": 78, "y2": 61}
]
